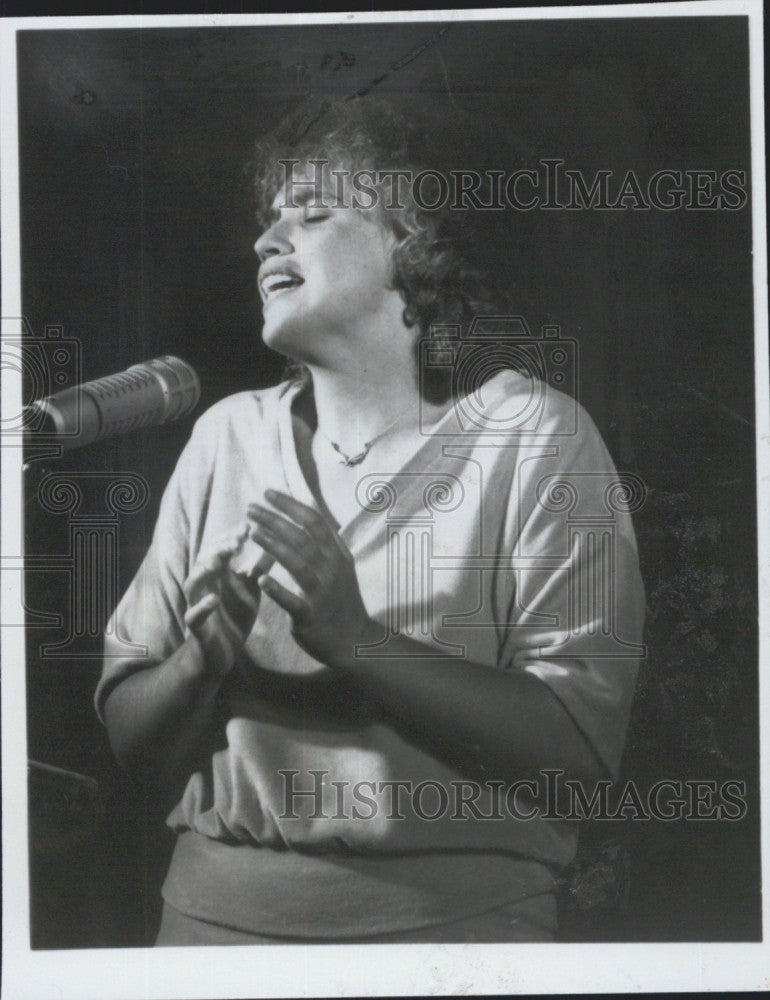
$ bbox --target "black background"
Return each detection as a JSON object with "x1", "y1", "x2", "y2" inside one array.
[{"x1": 15, "y1": 15, "x2": 760, "y2": 946}]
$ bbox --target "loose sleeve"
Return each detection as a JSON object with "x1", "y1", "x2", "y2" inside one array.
[
  {"x1": 499, "y1": 406, "x2": 646, "y2": 779},
  {"x1": 94, "y1": 427, "x2": 201, "y2": 723}
]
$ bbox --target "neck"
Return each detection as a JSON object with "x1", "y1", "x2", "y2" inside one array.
[{"x1": 305, "y1": 365, "x2": 424, "y2": 448}]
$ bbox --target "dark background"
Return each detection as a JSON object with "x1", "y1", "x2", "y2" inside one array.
[{"x1": 17, "y1": 16, "x2": 760, "y2": 946}]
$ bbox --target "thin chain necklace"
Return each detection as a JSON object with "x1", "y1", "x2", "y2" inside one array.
[{"x1": 316, "y1": 414, "x2": 404, "y2": 467}]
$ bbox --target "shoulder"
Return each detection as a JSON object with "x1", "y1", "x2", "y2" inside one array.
[
  {"x1": 160, "y1": 381, "x2": 295, "y2": 513},
  {"x1": 473, "y1": 369, "x2": 599, "y2": 443},
  {"x1": 168, "y1": 381, "x2": 294, "y2": 488},
  {"x1": 188, "y1": 381, "x2": 292, "y2": 444}
]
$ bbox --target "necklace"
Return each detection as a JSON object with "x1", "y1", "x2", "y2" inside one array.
[{"x1": 317, "y1": 414, "x2": 404, "y2": 467}]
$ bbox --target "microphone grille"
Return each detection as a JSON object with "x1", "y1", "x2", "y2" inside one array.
[{"x1": 128, "y1": 356, "x2": 201, "y2": 423}]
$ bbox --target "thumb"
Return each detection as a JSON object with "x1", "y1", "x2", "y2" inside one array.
[
  {"x1": 252, "y1": 546, "x2": 276, "y2": 580},
  {"x1": 184, "y1": 592, "x2": 220, "y2": 634}
]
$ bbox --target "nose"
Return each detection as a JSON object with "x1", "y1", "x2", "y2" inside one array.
[{"x1": 254, "y1": 219, "x2": 293, "y2": 262}]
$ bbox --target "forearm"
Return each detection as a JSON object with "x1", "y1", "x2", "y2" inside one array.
[
  {"x1": 103, "y1": 636, "x2": 225, "y2": 801},
  {"x1": 249, "y1": 493, "x2": 607, "y2": 786},
  {"x1": 331, "y1": 619, "x2": 605, "y2": 787}
]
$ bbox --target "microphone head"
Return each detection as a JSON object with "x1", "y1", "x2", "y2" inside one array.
[
  {"x1": 127, "y1": 356, "x2": 201, "y2": 423},
  {"x1": 25, "y1": 355, "x2": 201, "y2": 451}
]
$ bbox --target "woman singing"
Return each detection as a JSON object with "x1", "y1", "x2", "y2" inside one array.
[{"x1": 96, "y1": 97, "x2": 645, "y2": 944}]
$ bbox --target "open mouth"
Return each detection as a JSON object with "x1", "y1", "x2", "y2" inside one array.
[{"x1": 260, "y1": 272, "x2": 304, "y2": 298}]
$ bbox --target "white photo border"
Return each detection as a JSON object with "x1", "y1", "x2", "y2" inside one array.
[{"x1": 2, "y1": 3, "x2": 768, "y2": 997}]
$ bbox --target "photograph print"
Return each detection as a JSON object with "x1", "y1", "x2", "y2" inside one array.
[{"x1": 1, "y1": 4, "x2": 767, "y2": 997}]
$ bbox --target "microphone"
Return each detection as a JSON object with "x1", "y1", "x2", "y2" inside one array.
[{"x1": 25, "y1": 355, "x2": 201, "y2": 451}]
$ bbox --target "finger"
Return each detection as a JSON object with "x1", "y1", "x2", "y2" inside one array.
[
  {"x1": 184, "y1": 530, "x2": 252, "y2": 602},
  {"x1": 185, "y1": 542, "x2": 236, "y2": 591},
  {"x1": 262, "y1": 490, "x2": 334, "y2": 548},
  {"x1": 220, "y1": 569, "x2": 261, "y2": 634},
  {"x1": 185, "y1": 592, "x2": 246, "y2": 659},
  {"x1": 250, "y1": 523, "x2": 321, "y2": 594},
  {"x1": 214, "y1": 528, "x2": 251, "y2": 559},
  {"x1": 326, "y1": 524, "x2": 356, "y2": 564},
  {"x1": 252, "y1": 546, "x2": 276, "y2": 580},
  {"x1": 226, "y1": 567, "x2": 262, "y2": 611},
  {"x1": 184, "y1": 556, "x2": 222, "y2": 605},
  {"x1": 257, "y1": 574, "x2": 311, "y2": 625},
  {"x1": 228, "y1": 538, "x2": 276, "y2": 582},
  {"x1": 248, "y1": 505, "x2": 320, "y2": 561},
  {"x1": 184, "y1": 592, "x2": 220, "y2": 632}
]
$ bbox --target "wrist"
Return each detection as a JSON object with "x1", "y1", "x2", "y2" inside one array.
[
  {"x1": 330, "y1": 615, "x2": 384, "y2": 671},
  {"x1": 176, "y1": 634, "x2": 229, "y2": 688}
]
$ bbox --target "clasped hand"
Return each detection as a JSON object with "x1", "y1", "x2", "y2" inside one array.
[
  {"x1": 248, "y1": 489, "x2": 372, "y2": 666},
  {"x1": 183, "y1": 491, "x2": 371, "y2": 675},
  {"x1": 183, "y1": 524, "x2": 271, "y2": 677}
]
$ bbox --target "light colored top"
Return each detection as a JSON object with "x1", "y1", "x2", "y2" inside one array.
[{"x1": 96, "y1": 370, "x2": 645, "y2": 936}]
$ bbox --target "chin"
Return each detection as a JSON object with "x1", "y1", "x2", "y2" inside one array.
[
  {"x1": 261, "y1": 325, "x2": 319, "y2": 373},
  {"x1": 260, "y1": 313, "x2": 300, "y2": 354},
  {"x1": 261, "y1": 310, "x2": 334, "y2": 367}
]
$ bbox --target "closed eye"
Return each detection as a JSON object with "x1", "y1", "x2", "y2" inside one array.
[{"x1": 304, "y1": 213, "x2": 330, "y2": 224}]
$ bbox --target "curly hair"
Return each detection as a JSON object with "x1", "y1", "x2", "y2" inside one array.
[{"x1": 251, "y1": 95, "x2": 522, "y2": 403}]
